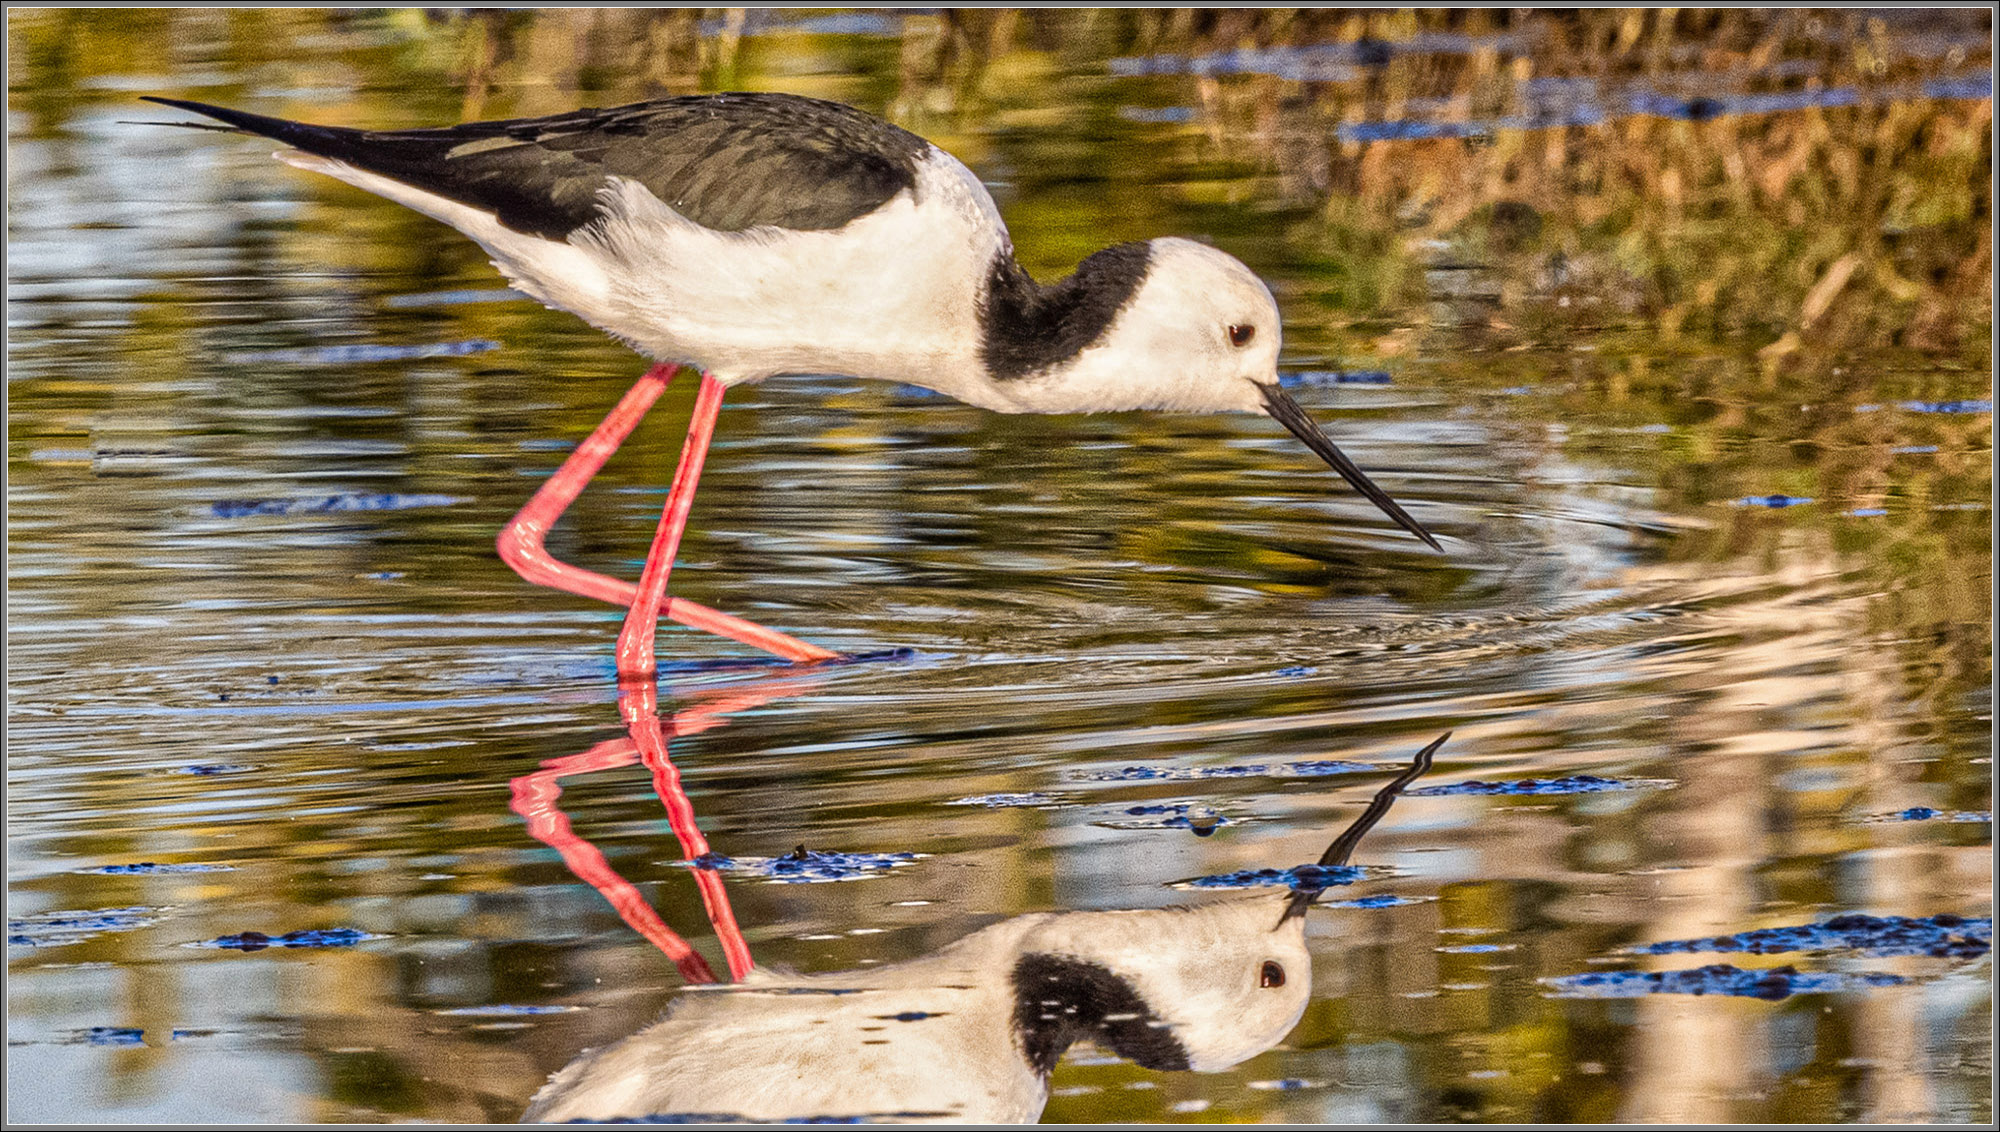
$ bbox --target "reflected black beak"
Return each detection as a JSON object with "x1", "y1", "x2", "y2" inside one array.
[
  {"x1": 1278, "y1": 731, "x2": 1448, "y2": 926},
  {"x1": 1258, "y1": 383, "x2": 1441, "y2": 551}
]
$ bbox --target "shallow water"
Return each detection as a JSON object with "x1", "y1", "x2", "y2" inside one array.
[{"x1": 6, "y1": 9, "x2": 1992, "y2": 1125}]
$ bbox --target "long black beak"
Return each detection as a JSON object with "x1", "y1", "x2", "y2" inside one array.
[
  {"x1": 1259, "y1": 383, "x2": 1441, "y2": 552},
  {"x1": 1278, "y1": 731, "x2": 1448, "y2": 925}
]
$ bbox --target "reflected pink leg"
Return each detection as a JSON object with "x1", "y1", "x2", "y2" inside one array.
[
  {"x1": 509, "y1": 682, "x2": 778, "y2": 981},
  {"x1": 509, "y1": 738, "x2": 720, "y2": 985},
  {"x1": 623, "y1": 680, "x2": 756, "y2": 980},
  {"x1": 496, "y1": 363, "x2": 839, "y2": 665}
]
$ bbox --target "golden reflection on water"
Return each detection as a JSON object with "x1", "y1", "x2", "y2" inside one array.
[{"x1": 6, "y1": 7, "x2": 1991, "y2": 1126}]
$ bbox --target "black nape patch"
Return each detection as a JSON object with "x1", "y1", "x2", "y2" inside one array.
[
  {"x1": 980, "y1": 243, "x2": 1153, "y2": 381},
  {"x1": 142, "y1": 93, "x2": 928, "y2": 241},
  {"x1": 1010, "y1": 952, "x2": 1189, "y2": 1076}
]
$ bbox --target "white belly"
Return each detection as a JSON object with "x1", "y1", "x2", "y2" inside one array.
[{"x1": 283, "y1": 146, "x2": 1022, "y2": 406}]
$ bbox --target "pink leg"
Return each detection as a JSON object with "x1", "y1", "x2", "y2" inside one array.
[{"x1": 497, "y1": 363, "x2": 840, "y2": 665}]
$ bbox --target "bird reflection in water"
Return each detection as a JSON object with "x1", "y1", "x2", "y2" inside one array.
[
  {"x1": 513, "y1": 684, "x2": 1443, "y2": 1123},
  {"x1": 508, "y1": 677, "x2": 775, "y2": 985}
]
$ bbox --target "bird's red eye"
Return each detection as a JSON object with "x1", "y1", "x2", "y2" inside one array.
[
  {"x1": 1228, "y1": 324, "x2": 1256, "y2": 348},
  {"x1": 1259, "y1": 961, "x2": 1286, "y2": 988}
]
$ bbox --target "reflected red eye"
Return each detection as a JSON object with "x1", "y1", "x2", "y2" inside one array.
[
  {"x1": 1259, "y1": 961, "x2": 1286, "y2": 988},
  {"x1": 1228, "y1": 324, "x2": 1256, "y2": 348}
]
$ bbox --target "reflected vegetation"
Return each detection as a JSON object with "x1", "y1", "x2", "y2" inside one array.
[{"x1": 6, "y1": 7, "x2": 1991, "y2": 1126}]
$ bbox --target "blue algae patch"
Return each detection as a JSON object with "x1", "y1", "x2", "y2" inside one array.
[
  {"x1": 1176, "y1": 864, "x2": 1365, "y2": 891},
  {"x1": 1847, "y1": 507, "x2": 1889, "y2": 517},
  {"x1": 944, "y1": 793, "x2": 1065, "y2": 808},
  {"x1": 224, "y1": 339, "x2": 501, "y2": 365},
  {"x1": 1632, "y1": 913, "x2": 1991, "y2": 959},
  {"x1": 1880, "y1": 807, "x2": 1992, "y2": 824},
  {"x1": 1281, "y1": 370, "x2": 1394, "y2": 388},
  {"x1": 210, "y1": 492, "x2": 469, "y2": 519},
  {"x1": 1287, "y1": 761, "x2": 1375, "y2": 775},
  {"x1": 1072, "y1": 760, "x2": 1376, "y2": 782},
  {"x1": 1893, "y1": 445, "x2": 1941, "y2": 454},
  {"x1": 684, "y1": 847, "x2": 921, "y2": 884},
  {"x1": 1736, "y1": 494, "x2": 1814, "y2": 508},
  {"x1": 437, "y1": 1004, "x2": 581, "y2": 1016},
  {"x1": 1439, "y1": 943, "x2": 1514, "y2": 954},
  {"x1": 1247, "y1": 1078, "x2": 1326, "y2": 1091},
  {"x1": 197, "y1": 928, "x2": 381, "y2": 951},
  {"x1": 17, "y1": 1027, "x2": 150, "y2": 1047},
  {"x1": 1544, "y1": 964, "x2": 1905, "y2": 1000},
  {"x1": 1324, "y1": 893, "x2": 1424, "y2": 909},
  {"x1": 75, "y1": 862, "x2": 234, "y2": 875},
  {"x1": 176, "y1": 763, "x2": 256, "y2": 775},
  {"x1": 1409, "y1": 774, "x2": 1662, "y2": 796},
  {"x1": 1097, "y1": 803, "x2": 1230, "y2": 836},
  {"x1": 8, "y1": 906, "x2": 159, "y2": 947},
  {"x1": 767, "y1": 987, "x2": 866, "y2": 997},
  {"x1": 1274, "y1": 665, "x2": 1319, "y2": 677},
  {"x1": 1898, "y1": 399, "x2": 1991, "y2": 414},
  {"x1": 878, "y1": 1011, "x2": 940, "y2": 1022}
]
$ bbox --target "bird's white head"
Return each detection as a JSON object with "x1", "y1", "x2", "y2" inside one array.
[
  {"x1": 1013, "y1": 895, "x2": 1313, "y2": 1074},
  {"x1": 1008, "y1": 236, "x2": 1441, "y2": 549},
  {"x1": 1013, "y1": 237, "x2": 1281, "y2": 415}
]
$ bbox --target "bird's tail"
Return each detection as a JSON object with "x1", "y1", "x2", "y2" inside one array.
[{"x1": 137, "y1": 97, "x2": 367, "y2": 155}]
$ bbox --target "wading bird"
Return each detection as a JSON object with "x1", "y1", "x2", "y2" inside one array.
[{"x1": 146, "y1": 92, "x2": 1442, "y2": 677}]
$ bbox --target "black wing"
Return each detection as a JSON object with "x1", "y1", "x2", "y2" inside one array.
[{"x1": 141, "y1": 92, "x2": 929, "y2": 240}]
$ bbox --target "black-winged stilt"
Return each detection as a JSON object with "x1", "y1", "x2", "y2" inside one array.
[
  {"x1": 144, "y1": 92, "x2": 1442, "y2": 677},
  {"x1": 519, "y1": 731, "x2": 1444, "y2": 1123}
]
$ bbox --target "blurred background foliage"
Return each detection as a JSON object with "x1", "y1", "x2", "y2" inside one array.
[{"x1": 12, "y1": 8, "x2": 1989, "y2": 356}]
